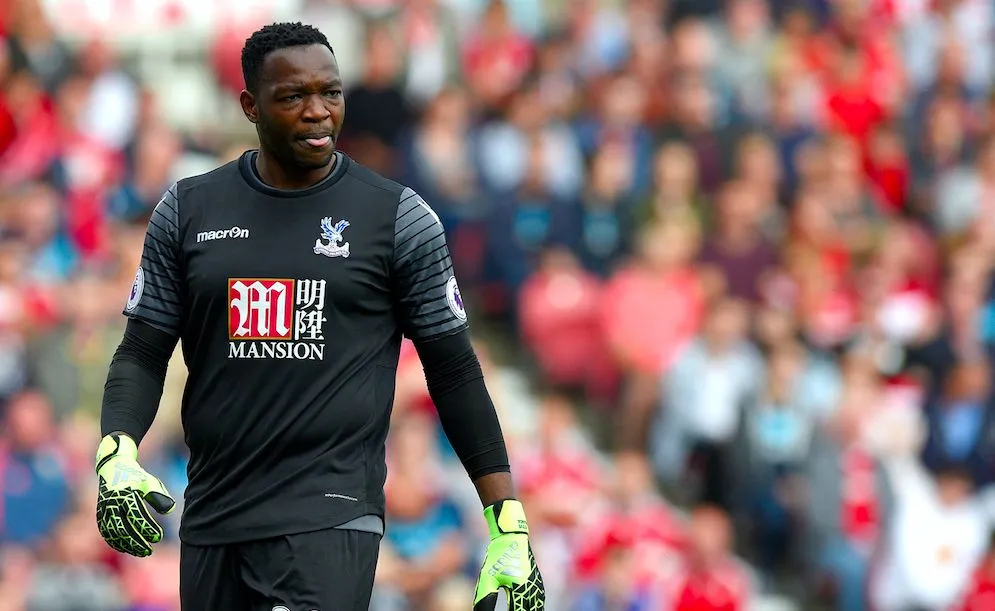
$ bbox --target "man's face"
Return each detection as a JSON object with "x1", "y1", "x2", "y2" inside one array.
[{"x1": 242, "y1": 44, "x2": 345, "y2": 172}]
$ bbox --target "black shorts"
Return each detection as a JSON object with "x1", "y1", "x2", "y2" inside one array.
[{"x1": 180, "y1": 528, "x2": 381, "y2": 611}]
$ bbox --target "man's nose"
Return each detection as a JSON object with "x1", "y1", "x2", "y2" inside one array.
[{"x1": 301, "y1": 95, "x2": 331, "y2": 122}]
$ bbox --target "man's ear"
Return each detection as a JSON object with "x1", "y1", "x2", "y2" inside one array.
[{"x1": 239, "y1": 90, "x2": 258, "y2": 124}]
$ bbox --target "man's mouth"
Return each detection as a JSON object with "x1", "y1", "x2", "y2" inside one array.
[{"x1": 300, "y1": 134, "x2": 333, "y2": 148}]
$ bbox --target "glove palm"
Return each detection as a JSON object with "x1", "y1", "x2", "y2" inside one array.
[
  {"x1": 95, "y1": 433, "x2": 176, "y2": 557},
  {"x1": 474, "y1": 500, "x2": 545, "y2": 611}
]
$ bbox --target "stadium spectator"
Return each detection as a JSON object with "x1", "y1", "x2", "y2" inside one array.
[
  {"x1": 517, "y1": 248, "x2": 613, "y2": 402},
  {"x1": 698, "y1": 179, "x2": 780, "y2": 303},
  {"x1": 744, "y1": 340, "x2": 820, "y2": 574},
  {"x1": 805, "y1": 376, "x2": 888, "y2": 611},
  {"x1": 0, "y1": 390, "x2": 70, "y2": 548},
  {"x1": 652, "y1": 296, "x2": 763, "y2": 510},
  {"x1": 664, "y1": 504, "x2": 751, "y2": 610},
  {"x1": 573, "y1": 450, "x2": 686, "y2": 590}
]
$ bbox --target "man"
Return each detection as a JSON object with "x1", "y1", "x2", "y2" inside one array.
[{"x1": 94, "y1": 22, "x2": 545, "y2": 611}]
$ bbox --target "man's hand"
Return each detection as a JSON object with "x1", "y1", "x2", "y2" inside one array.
[
  {"x1": 95, "y1": 433, "x2": 175, "y2": 557},
  {"x1": 474, "y1": 500, "x2": 545, "y2": 611}
]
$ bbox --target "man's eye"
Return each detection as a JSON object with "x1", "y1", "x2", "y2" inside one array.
[
  {"x1": 283, "y1": 94, "x2": 302, "y2": 102},
  {"x1": 325, "y1": 90, "x2": 342, "y2": 99}
]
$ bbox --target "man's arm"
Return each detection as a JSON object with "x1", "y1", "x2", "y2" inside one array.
[
  {"x1": 95, "y1": 186, "x2": 186, "y2": 557},
  {"x1": 102, "y1": 184, "x2": 186, "y2": 442},
  {"x1": 391, "y1": 188, "x2": 513, "y2": 505},
  {"x1": 392, "y1": 187, "x2": 545, "y2": 610},
  {"x1": 101, "y1": 319, "x2": 178, "y2": 442},
  {"x1": 411, "y1": 332, "x2": 513, "y2": 506}
]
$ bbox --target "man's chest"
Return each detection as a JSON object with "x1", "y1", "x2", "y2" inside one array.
[{"x1": 180, "y1": 200, "x2": 395, "y2": 337}]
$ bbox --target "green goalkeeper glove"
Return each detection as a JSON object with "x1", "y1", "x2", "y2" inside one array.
[
  {"x1": 95, "y1": 433, "x2": 176, "y2": 557},
  {"x1": 474, "y1": 499, "x2": 545, "y2": 611}
]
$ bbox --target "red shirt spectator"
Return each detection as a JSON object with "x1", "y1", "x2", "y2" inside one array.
[
  {"x1": 60, "y1": 131, "x2": 123, "y2": 259},
  {"x1": 0, "y1": 77, "x2": 58, "y2": 189},
  {"x1": 517, "y1": 444, "x2": 602, "y2": 494},
  {"x1": 574, "y1": 453, "x2": 687, "y2": 588},
  {"x1": 519, "y1": 249, "x2": 615, "y2": 396},
  {"x1": 462, "y1": 1, "x2": 533, "y2": 108},
  {"x1": 602, "y1": 264, "x2": 704, "y2": 375},
  {"x1": 821, "y1": 50, "x2": 887, "y2": 144},
  {"x1": 806, "y1": 7, "x2": 903, "y2": 140},
  {"x1": 210, "y1": 23, "x2": 256, "y2": 97},
  {"x1": 663, "y1": 506, "x2": 750, "y2": 611},
  {"x1": 668, "y1": 563, "x2": 750, "y2": 611},
  {"x1": 516, "y1": 395, "x2": 604, "y2": 529},
  {"x1": 516, "y1": 445, "x2": 603, "y2": 527},
  {"x1": 21, "y1": 284, "x2": 60, "y2": 331},
  {"x1": 574, "y1": 498, "x2": 687, "y2": 586},
  {"x1": 865, "y1": 125, "x2": 910, "y2": 213}
]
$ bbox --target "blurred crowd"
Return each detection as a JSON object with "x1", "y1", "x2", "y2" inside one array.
[{"x1": 2, "y1": 0, "x2": 995, "y2": 609}]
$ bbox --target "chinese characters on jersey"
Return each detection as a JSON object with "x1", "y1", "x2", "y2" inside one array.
[{"x1": 227, "y1": 278, "x2": 328, "y2": 360}]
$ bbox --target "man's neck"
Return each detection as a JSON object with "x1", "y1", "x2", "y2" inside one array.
[{"x1": 255, "y1": 150, "x2": 336, "y2": 191}]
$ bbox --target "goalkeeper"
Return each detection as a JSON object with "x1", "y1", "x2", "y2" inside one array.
[{"x1": 96, "y1": 21, "x2": 544, "y2": 611}]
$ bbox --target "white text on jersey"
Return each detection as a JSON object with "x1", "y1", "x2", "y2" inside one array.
[
  {"x1": 197, "y1": 226, "x2": 250, "y2": 243},
  {"x1": 227, "y1": 278, "x2": 328, "y2": 361}
]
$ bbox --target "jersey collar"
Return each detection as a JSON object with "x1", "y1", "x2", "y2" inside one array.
[{"x1": 239, "y1": 150, "x2": 349, "y2": 198}]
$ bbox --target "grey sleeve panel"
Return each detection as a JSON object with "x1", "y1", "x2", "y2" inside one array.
[
  {"x1": 123, "y1": 184, "x2": 185, "y2": 336},
  {"x1": 391, "y1": 187, "x2": 469, "y2": 341}
]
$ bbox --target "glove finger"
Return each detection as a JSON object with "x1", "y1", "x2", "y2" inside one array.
[
  {"x1": 508, "y1": 582, "x2": 545, "y2": 611},
  {"x1": 98, "y1": 501, "x2": 152, "y2": 557},
  {"x1": 138, "y1": 474, "x2": 175, "y2": 515},
  {"x1": 143, "y1": 489, "x2": 176, "y2": 515},
  {"x1": 107, "y1": 533, "x2": 139, "y2": 557},
  {"x1": 509, "y1": 555, "x2": 545, "y2": 611},
  {"x1": 126, "y1": 489, "x2": 165, "y2": 546},
  {"x1": 96, "y1": 510, "x2": 129, "y2": 556}
]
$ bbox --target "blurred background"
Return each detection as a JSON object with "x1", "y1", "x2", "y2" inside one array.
[{"x1": 2, "y1": 0, "x2": 995, "y2": 609}]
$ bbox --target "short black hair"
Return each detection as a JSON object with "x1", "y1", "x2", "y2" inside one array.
[{"x1": 241, "y1": 22, "x2": 334, "y2": 93}]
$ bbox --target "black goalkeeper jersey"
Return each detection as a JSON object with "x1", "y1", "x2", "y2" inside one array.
[{"x1": 124, "y1": 151, "x2": 469, "y2": 545}]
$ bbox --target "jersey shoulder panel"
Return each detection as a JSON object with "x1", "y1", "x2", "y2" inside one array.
[
  {"x1": 342, "y1": 158, "x2": 407, "y2": 202},
  {"x1": 173, "y1": 159, "x2": 242, "y2": 213},
  {"x1": 177, "y1": 157, "x2": 242, "y2": 190}
]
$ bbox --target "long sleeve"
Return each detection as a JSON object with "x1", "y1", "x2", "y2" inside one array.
[
  {"x1": 100, "y1": 318, "x2": 178, "y2": 443},
  {"x1": 102, "y1": 185, "x2": 185, "y2": 442},
  {"x1": 391, "y1": 187, "x2": 508, "y2": 480}
]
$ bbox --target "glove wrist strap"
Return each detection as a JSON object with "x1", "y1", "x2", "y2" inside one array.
[
  {"x1": 484, "y1": 499, "x2": 529, "y2": 539},
  {"x1": 96, "y1": 433, "x2": 139, "y2": 472}
]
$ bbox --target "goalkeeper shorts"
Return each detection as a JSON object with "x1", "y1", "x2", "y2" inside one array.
[{"x1": 179, "y1": 527, "x2": 380, "y2": 611}]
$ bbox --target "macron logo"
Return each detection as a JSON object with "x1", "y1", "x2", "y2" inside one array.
[{"x1": 197, "y1": 225, "x2": 249, "y2": 243}]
